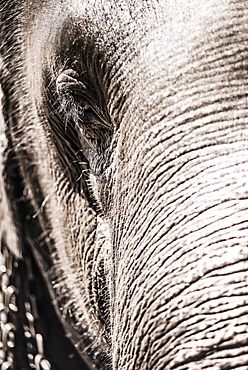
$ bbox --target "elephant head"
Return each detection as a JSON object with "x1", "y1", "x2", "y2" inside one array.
[{"x1": 0, "y1": 0, "x2": 248, "y2": 369}]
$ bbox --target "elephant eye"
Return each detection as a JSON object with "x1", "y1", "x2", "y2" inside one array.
[{"x1": 56, "y1": 69, "x2": 112, "y2": 175}]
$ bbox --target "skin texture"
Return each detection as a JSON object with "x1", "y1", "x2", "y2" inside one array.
[{"x1": 1, "y1": 0, "x2": 248, "y2": 369}]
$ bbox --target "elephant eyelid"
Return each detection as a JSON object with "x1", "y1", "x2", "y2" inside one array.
[
  {"x1": 54, "y1": 68, "x2": 113, "y2": 171},
  {"x1": 56, "y1": 69, "x2": 100, "y2": 113},
  {"x1": 56, "y1": 69, "x2": 87, "y2": 95}
]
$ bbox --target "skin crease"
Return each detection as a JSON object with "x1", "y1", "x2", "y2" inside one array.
[{"x1": 1, "y1": 0, "x2": 248, "y2": 369}]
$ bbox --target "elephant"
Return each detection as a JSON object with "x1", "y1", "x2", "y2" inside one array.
[{"x1": 0, "y1": 0, "x2": 248, "y2": 369}]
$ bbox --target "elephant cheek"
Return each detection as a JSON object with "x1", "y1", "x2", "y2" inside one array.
[
  {"x1": 107, "y1": 61, "x2": 248, "y2": 369},
  {"x1": 110, "y1": 141, "x2": 248, "y2": 369}
]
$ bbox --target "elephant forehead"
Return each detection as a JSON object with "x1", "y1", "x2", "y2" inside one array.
[
  {"x1": 25, "y1": 0, "x2": 247, "y2": 103},
  {"x1": 24, "y1": 0, "x2": 240, "y2": 50},
  {"x1": 23, "y1": 0, "x2": 247, "y2": 90}
]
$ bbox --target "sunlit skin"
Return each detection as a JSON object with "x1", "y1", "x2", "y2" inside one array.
[{"x1": 1, "y1": 0, "x2": 248, "y2": 369}]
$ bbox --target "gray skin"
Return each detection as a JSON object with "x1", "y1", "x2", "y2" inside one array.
[{"x1": 1, "y1": 0, "x2": 248, "y2": 369}]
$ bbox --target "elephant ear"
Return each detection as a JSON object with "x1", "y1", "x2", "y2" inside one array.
[{"x1": 0, "y1": 68, "x2": 20, "y2": 258}]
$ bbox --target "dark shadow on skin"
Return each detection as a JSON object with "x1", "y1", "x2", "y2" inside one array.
[{"x1": 3, "y1": 135, "x2": 90, "y2": 370}]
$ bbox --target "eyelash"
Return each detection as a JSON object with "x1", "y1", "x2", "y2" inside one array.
[{"x1": 55, "y1": 69, "x2": 112, "y2": 176}]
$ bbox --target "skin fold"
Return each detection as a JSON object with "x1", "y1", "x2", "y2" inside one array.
[{"x1": 0, "y1": 0, "x2": 248, "y2": 369}]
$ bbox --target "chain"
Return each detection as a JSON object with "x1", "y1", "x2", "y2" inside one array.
[
  {"x1": 0, "y1": 246, "x2": 52, "y2": 370},
  {"x1": 23, "y1": 256, "x2": 51, "y2": 370},
  {"x1": 0, "y1": 248, "x2": 16, "y2": 369}
]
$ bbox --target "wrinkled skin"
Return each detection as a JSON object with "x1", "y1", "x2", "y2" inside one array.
[{"x1": 1, "y1": 0, "x2": 248, "y2": 369}]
